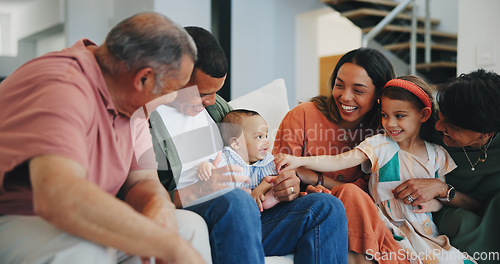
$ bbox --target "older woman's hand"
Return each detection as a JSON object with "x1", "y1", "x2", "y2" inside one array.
[{"x1": 393, "y1": 178, "x2": 448, "y2": 206}]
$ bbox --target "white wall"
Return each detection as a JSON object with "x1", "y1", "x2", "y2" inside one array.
[
  {"x1": 296, "y1": 9, "x2": 322, "y2": 105},
  {"x1": 394, "y1": 0, "x2": 457, "y2": 34},
  {"x1": 231, "y1": 0, "x2": 325, "y2": 107},
  {"x1": 154, "y1": 0, "x2": 210, "y2": 29},
  {"x1": 0, "y1": 0, "x2": 113, "y2": 75},
  {"x1": 295, "y1": 8, "x2": 362, "y2": 105},
  {"x1": 16, "y1": 0, "x2": 63, "y2": 40},
  {"x1": 0, "y1": 14, "x2": 12, "y2": 56},
  {"x1": 273, "y1": 0, "x2": 325, "y2": 106},
  {"x1": 2, "y1": 0, "x2": 498, "y2": 96},
  {"x1": 231, "y1": 0, "x2": 276, "y2": 99},
  {"x1": 0, "y1": 55, "x2": 16, "y2": 76},
  {"x1": 66, "y1": 0, "x2": 113, "y2": 46},
  {"x1": 36, "y1": 31, "x2": 65, "y2": 57},
  {"x1": 457, "y1": 0, "x2": 500, "y2": 75},
  {"x1": 424, "y1": 0, "x2": 457, "y2": 34},
  {"x1": 113, "y1": 0, "x2": 153, "y2": 26},
  {"x1": 0, "y1": 3, "x2": 19, "y2": 56},
  {"x1": 290, "y1": 7, "x2": 361, "y2": 105},
  {"x1": 0, "y1": 0, "x2": 64, "y2": 75},
  {"x1": 317, "y1": 11, "x2": 361, "y2": 57},
  {"x1": 110, "y1": 0, "x2": 210, "y2": 30},
  {"x1": 0, "y1": 0, "x2": 209, "y2": 76}
]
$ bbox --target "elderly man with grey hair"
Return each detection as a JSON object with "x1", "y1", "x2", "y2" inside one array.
[{"x1": 0, "y1": 12, "x2": 210, "y2": 264}]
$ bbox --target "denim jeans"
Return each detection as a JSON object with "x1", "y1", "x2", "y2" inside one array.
[
  {"x1": 186, "y1": 188, "x2": 265, "y2": 264},
  {"x1": 186, "y1": 188, "x2": 348, "y2": 264}
]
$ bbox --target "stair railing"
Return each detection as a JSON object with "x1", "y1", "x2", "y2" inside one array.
[
  {"x1": 362, "y1": 0, "x2": 432, "y2": 75},
  {"x1": 410, "y1": 0, "x2": 417, "y2": 74},
  {"x1": 424, "y1": 0, "x2": 431, "y2": 65}
]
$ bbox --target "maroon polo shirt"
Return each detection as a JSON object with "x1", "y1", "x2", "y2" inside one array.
[{"x1": 0, "y1": 39, "x2": 143, "y2": 215}]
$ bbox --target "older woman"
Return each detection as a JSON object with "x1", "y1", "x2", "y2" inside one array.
[
  {"x1": 393, "y1": 69, "x2": 500, "y2": 263},
  {"x1": 273, "y1": 48, "x2": 409, "y2": 264}
]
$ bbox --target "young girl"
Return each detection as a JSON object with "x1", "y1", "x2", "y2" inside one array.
[{"x1": 275, "y1": 76, "x2": 476, "y2": 264}]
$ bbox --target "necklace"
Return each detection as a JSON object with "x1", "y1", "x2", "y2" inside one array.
[{"x1": 462, "y1": 136, "x2": 494, "y2": 171}]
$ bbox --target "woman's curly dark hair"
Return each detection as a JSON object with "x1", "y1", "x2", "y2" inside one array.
[{"x1": 437, "y1": 69, "x2": 500, "y2": 133}]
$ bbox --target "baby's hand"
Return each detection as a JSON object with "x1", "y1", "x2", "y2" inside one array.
[
  {"x1": 251, "y1": 189, "x2": 280, "y2": 212},
  {"x1": 274, "y1": 153, "x2": 302, "y2": 173},
  {"x1": 252, "y1": 192, "x2": 266, "y2": 212},
  {"x1": 413, "y1": 198, "x2": 443, "y2": 213},
  {"x1": 197, "y1": 161, "x2": 215, "y2": 181}
]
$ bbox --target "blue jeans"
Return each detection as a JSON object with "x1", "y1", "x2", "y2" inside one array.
[{"x1": 186, "y1": 188, "x2": 348, "y2": 264}]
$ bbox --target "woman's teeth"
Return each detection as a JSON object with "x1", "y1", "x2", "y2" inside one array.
[{"x1": 342, "y1": 104, "x2": 357, "y2": 113}]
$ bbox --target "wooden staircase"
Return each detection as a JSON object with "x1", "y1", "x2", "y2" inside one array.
[{"x1": 321, "y1": 0, "x2": 457, "y2": 85}]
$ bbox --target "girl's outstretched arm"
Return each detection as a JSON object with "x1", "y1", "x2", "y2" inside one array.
[{"x1": 274, "y1": 148, "x2": 368, "y2": 173}]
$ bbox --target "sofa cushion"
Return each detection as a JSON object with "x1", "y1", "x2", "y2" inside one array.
[{"x1": 228, "y1": 78, "x2": 290, "y2": 149}]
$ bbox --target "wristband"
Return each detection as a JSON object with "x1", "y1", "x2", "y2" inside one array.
[{"x1": 316, "y1": 172, "x2": 324, "y2": 186}]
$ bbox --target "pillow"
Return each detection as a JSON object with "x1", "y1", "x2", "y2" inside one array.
[{"x1": 228, "y1": 78, "x2": 290, "y2": 150}]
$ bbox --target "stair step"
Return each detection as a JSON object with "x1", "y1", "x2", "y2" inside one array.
[
  {"x1": 322, "y1": 0, "x2": 456, "y2": 85},
  {"x1": 384, "y1": 42, "x2": 457, "y2": 52},
  {"x1": 322, "y1": 0, "x2": 404, "y2": 9},
  {"x1": 341, "y1": 8, "x2": 440, "y2": 25},
  {"x1": 322, "y1": 0, "x2": 408, "y2": 13},
  {"x1": 362, "y1": 25, "x2": 457, "y2": 39},
  {"x1": 416, "y1": 61, "x2": 457, "y2": 70}
]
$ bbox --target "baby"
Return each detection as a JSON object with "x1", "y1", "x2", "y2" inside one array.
[{"x1": 197, "y1": 109, "x2": 279, "y2": 211}]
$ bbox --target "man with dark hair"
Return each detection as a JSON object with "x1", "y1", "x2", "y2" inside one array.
[
  {"x1": 150, "y1": 26, "x2": 348, "y2": 264},
  {"x1": 183, "y1": 26, "x2": 229, "y2": 115},
  {"x1": 0, "y1": 13, "x2": 209, "y2": 264},
  {"x1": 184, "y1": 26, "x2": 228, "y2": 78}
]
